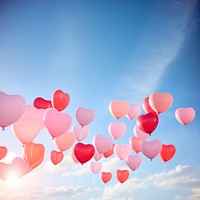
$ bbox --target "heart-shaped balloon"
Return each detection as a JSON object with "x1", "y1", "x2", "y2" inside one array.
[
  {"x1": 133, "y1": 125, "x2": 149, "y2": 139},
  {"x1": 104, "y1": 144, "x2": 115, "y2": 158},
  {"x1": 0, "y1": 146, "x2": 8, "y2": 160},
  {"x1": 136, "y1": 112, "x2": 159, "y2": 134},
  {"x1": 72, "y1": 124, "x2": 89, "y2": 141},
  {"x1": 108, "y1": 122, "x2": 127, "y2": 139},
  {"x1": 50, "y1": 150, "x2": 64, "y2": 165},
  {"x1": 0, "y1": 91, "x2": 26, "y2": 129},
  {"x1": 160, "y1": 144, "x2": 176, "y2": 163},
  {"x1": 93, "y1": 151, "x2": 104, "y2": 161},
  {"x1": 12, "y1": 117, "x2": 41, "y2": 144},
  {"x1": 55, "y1": 131, "x2": 75, "y2": 152},
  {"x1": 93, "y1": 134, "x2": 113, "y2": 154},
  {"x1": 142, "y1": 97, "x2": 155, "y2": 113},
  {"x1": 141, "y1": 139, "x2": 162, "y2": 160},
  {"x1": 70, "y1": 147, "x2": 79, "y2": 164},
  {"x1": 11, "y1": 157, "x2": 31, "y2": 178},
  {"x1": 116, "y1": 169, "x2": 129, "y2": 183},
  {"x1": 175, "y1": 107, "x2": 195, "y2": 125},
  {"x1": 90, "y1": 161, "x2": 102, "y2": 174},
  {"x1": 74, "y1": 142, "x2": 95, "y2": 165},
  {"x1": 30, "y1": 155, "x2": 44, "y2": 170},
  {"x1": 114, "y1": 144, "x2": 131, "y2": 160},
  {"x1": 23, "y1": 142, "x2": 45, "y2": 166},
  {"x1": 0, "y1": 162, "x2": 11, "y2": 181},
  {"x1": 75, "y1": 107, "x2": 95, "y2": 127},
  {"x1": 129, "y1": 136, "x2": 145, "y2": 153},
  {"x1": 101, "y1": 172, "x2": 112, "y2": 183},
  {"x1": 44, "y1": 108, "x2": 72, "y2": 138},
  {"x1": 52, "y1": 89, "x2": 70, "y2": 112},
  {"x1": 109, "y1": 101, "x2": 129, "y2": 120},
  {"x1": 126, "y1": 104, "x2": 141, "y2": 120},
  {"x1": 33, "y1": 97, "x2": 52, "y2": 109},
  {"x1": 126, "y1": 154, "x2": 142, "y2": 171},
  {"x1": 149, "y1": 92, "x2": 173, "y2": 114}
]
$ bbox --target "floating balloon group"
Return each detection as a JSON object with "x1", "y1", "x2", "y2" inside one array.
[{"x1": 0, "y1": 90, "x2": 196, "y2": 183}]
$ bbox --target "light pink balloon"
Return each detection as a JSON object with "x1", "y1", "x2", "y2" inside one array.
[
  {"x1": 12, "y1": 117, "x2": 41, "y2": 144},
  {"x1": 133, "y1": 125, "x2": 149, "y2": 139},
  {"x1": 44, "y1": 108, "x2": 72, "y2": 138},
  {"x1": 90, "y1": 161, "x2": 102, "y2": 174},
  {"x1": 126, "y1": 104, "x2": 141, "y2": 120},
  {"x1": 55, "y1": 131, "x2": 75, "y2": 152},
  {"x1": 114, "y1": 144, "x2": 131, "y2": 160},
  {"x1": 0, "y1": 91, "x2": 26, "y2": 129},
  {"x1": 126, "y1": 154, "x2": 142, "y2": 171},
  {"x1": 93, "y1": 134, "x2": 113, "y2": 154},
  {"x1": 175, "y1": 107, "x2": 195, "y2": 125},
  {"x1": 23, "y1": 105, "x2": 45, "y2": 130},
  {"x1": 75, "y1": 107, "x2": 95, "y2": 126},
  {"x1": 108, "y1": 122, "x2": 127, "y2": 139},
  {"x1": 11, "y1": 157, "x2": 31, "y2": 178},
  {"x1": 93, "y1": 151, "x2": 104, "y2": 161},
  {"x1": 141, "y1": 139, "x2": 162, "y2": 160},
  {"x1": 149, "y1": 92, "x2": 173, "y2": 114},
  {"x1": 72, "y1": 124, "x2": 89, "y2": 141},
  {"x1": 70, "y1": 147, "x2": 79, "y2": 164}
]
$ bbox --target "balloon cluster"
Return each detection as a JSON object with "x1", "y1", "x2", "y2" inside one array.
[{"x1": 0, "y1": 90, "x2": 196, "y2": 183}]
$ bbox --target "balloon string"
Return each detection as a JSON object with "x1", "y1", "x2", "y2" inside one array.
[{"x1": 163, "y1": 162, "x2": 166, "y2": 174}]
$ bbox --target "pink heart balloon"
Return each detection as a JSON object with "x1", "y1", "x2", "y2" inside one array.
[
  {"x1": 0, "y1": 91, "x2": 26, "y2": 129},
  {"x1": 90, "y1": 161, "x2": 102, "y2": 174},
  {"x1": 175, "y1": 107, "x2": 195, "y2": 125},
  {"x1": 75, "y1": 107, "x2": 95, "y2": 127},
  {"x1": 114, "y1": 144, "x2": 131, "y2": 160},
  {"x1": 55, "y1": 131, "x2": 75, "y2": 152},
  {"x1": 129, "y1": 136, "x2": 145, "y2": 153},
  {"x1": 126, "y1": 154, "x2": 142, "y2": 171},
  {"x1": 93, "y1": 151, "x2": 104, "y2": 161},
  {"x1": 108, "y1": 122, "x2": 127, "y2": 139},
  {"x1": 93, "y1": 134, "x2": 113, "y2": 154},
  {"x1": 149, "y1": 92, "x2": 173, "y2": 114},
  {"x1": 133, "y1": 125, "x2": 149, "y2": 139},
  {"x1": 141, "y1": 139, "x2": 162, "y2": 160},
  {"x1": 11, "y1": 157, "x2": 31, "y2": 178},
  {"x1": 126, "y1": 104, "x2": 141, "y2": 120},
  {"x1": 12, "y1": 117, "x2": 41, "y2": 144},
  {"x1": 72, "y1": 124, "x2": 89, "y2": 141},
  {"x1": 109, "y1": 101, "x2": 129, "y2": 120},
  {"x1": 23, "y1": 105, "x2": 45, "y2": 130},
  {"x1": 0, "y1": 162, "x2": 11, "y2": 181},
  {"x1": 44, "y1": 108, "x2": 72, "y2": 138}
]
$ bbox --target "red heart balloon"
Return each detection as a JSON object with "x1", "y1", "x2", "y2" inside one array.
[
  {"x1": 52, "y1": 90, "x2": 70, "y2": 111},
  {"x1": 116, "y1": 169, "x2": 129, "y2": 183},
  {"x1": 50, "y1": 150, "x2": 64, "y2": 165},
  {"x1": 136, "y1": 112, "x2": 159, "y2": 134},
  {"x1": 160, "y1": 144, "x2": 176, "y2": 163},
  {"x1": 33, "y1": 97, "x2": 52, "y2": 109},
  {"x1": 0, "y1": 146, "x2": 8, "y2": 160},
  {"x1": 101, "y1": 172, "x2": 112, "y2": 183},
  {"x1": 74, "y1": 143, "x2": 95, "y2": 165}
]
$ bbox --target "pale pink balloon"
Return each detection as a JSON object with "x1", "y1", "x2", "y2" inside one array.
[
  {"x1": 11, "y1": 157, "x2": 31, "y2": 178},
  {"x1": 0, "y1": 91, "x2": 26, "y2": 129},
  {"x1": 141, "y1": 139, "x2": 162, "y2": 160},
  {"x1": 70, "y1": 147, "x2": 79, "y2": 164},
  {"x1": 114, "y1": 144, "x2": 131, "y2": 160},
  {"x1": 108, "y1": 122, "x2": 127, "y2": 139},
  {"x1": 75, "y1": 107, "x2": 95, "y2": 126},
  {"x1": 149, "y1": 92, "x2": 173, "y2": 114},
  {"x1": 126, "y1": 154, "x2": 142, "y2": 171},
  {"x1": 133, "y1": 125, "x2": 149, "y2": 139},
  {"x1": 44, "y1": 108, "x2": 72, "y2": 138},
  {"x1": 175, "y1": 107, "x2": 195, "y2": 125},
  {"x1": 12, "y1": 117, "x2": 41, "y2": 144},
  {"x1": 55, "y1": 131, "x2": 75, "y2": 152},
  {"x1": 109, "y1": 101, "x2": 130, "y2": 120},
  {"x1": 90, "y1": 161, "x2": 102, "y2": 174},
  {"x1": 72, "y1": 124, "x2": 89, "y2": 141},
  {"x1": 23, "y1": 105, "x2": 45, "y2": 130},
  {"x1": 93, "y1": 134, "x2": 113, "y2": 154},
  {"x1": 126, "y1": 104, "x2": 141, "y2": 120},
  {"x1": 93, "y1": 151, "x2": 104, "y2": 161}
]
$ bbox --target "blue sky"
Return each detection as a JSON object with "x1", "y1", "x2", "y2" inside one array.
[{"x1": 0, "y1": 0, "x2": 200, "y2": 199}]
